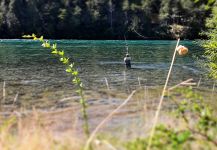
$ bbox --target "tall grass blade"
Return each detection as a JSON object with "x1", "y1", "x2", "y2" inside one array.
[
  {"x1": 3, "y1": 81, "x2": 6, "y2": 104},
  {"x1": 146, "y1": 38, "x2": 180, "y2": 150},
  {"x1": 84, "y1": 90, "x2": 136, "y2": 150}
]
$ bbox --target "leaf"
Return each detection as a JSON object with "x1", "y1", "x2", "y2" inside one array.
[
  {"x1": 156, "y1": 124, "x2": 167, "y2": 131},
  {"x1": 39, "y1": 36, "x2": 44, "y2": 42},
  {"x1": 63, "y1": 58, "x2": 69, "y2": 64},
  {"x1": 72, "y1": 71, "x2": 78, "y2": 76},
  {"x1": 52, "y1": 43, "x2": 57, "y2": 49},
  {"x1": 42, "y1": 41, "x2": 50, "y2": 48},
  {"x1": 66, "y1": 68, "x2": 72, "y2": 73},
  {"x1": 58, "y1": 51, "x2": 64, "y2": 56},
  {"x1": 51, "y1": 50, "x2": 58, "y2": 54},
  {"x1": 177, "y1": 131, "x2": 191, "y2": 143},
  {"x1": 180, "y1": 100, "x2": 187, "y2": 105},
  {"x1": 72, "y1": 78, "x2": 77, "y2": 84},
  {"x1": 32, "y1": 33, "x2": 36, "y2": 38},
  {"x1": 205, "y1": 107, "x2": 212, "y2": 117},
  {"x1": 80, "y1": 82, "x2": 83, "y2": 88},
  {"x1": 69, "y1": 63, "x2": 74, "y2": 68},
  {"x1": 76, "y1": 89, "x2": 81, "y2": 94}
]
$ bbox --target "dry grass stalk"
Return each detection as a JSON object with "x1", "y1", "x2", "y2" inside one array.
[
  {"x1": 123, "y1": 71, "x2": 126, "y2": 83},
  {"x1": 181, "y1": 82, "x2": 196, "y2": 86},
  {"x1": 168, "y1": 78, "x2": 194, "y2": 91},
  {"x1": 94, "y1": 139, "x2": 117, "y2": 150},
  {"x1": 212, "y1": 82, "x2": 216, "y2": 99},
  {"x1": 59, "y1": 96, "x2": 76, "y2": 102},
  {"x1": 143, "y1": 85, "x2": 148, "y2": 121},
  {"x1": 3, "y1": 81, "x2": 6, "y2": 103},
  {"x1": 102, "y1": 140, "x2": 117, "y2": 150},
  {"x1": 212, "y1": 82, "x2": 216, "y2": 92},
  {"x1": 104, "y1": 77, "x2": 110, "y2": 90},
  {"x1": 84, "y1": 90, "x2": 136, "y2": 150},
  {"x1": 0, "y1": 112, "x2": 82, "y2": 150},
  {"x1": 138, "y1": 77, "x2": 141, "y2": 87},
  {"x1": 197, "y1": 77, "x2": 202, "y2": 88},
  {"x1": 146, "y1": 38, "x2": 180, "y2": 150},
  {"x1": 13, "y1": 92, "x2": 19, "y2": 106}
]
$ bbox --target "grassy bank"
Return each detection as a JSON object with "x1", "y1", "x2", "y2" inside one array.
[{"x1": 0, "y1": 86, "x2": 217, "y2": 150}]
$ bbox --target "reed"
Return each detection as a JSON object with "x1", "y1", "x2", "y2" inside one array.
[
  {"x1": 84, "y1": 90, "x2": 136, "y2": 150},
  {"x1": 0, "y1": 112, "x2": 82, "y2": 150},
  {"x1": 168, "y1": 78, "x2": 194, "y2": 91},
  {"x1": 95, "y1": 139, "x2": 117, "y2": 150},
  {"x1": 104, "y1": 77, "x2": 110, "y2": 90},
  {"x1": 123, "y1": 71, "x2": 126, "y2": 83},
  {"x1": 146, "y1": 38, "x2": 180, "y2": 150},
  {"x1": 13, "y1": 92, "x2": 19, "y2": 106},
  {"x1": 3, "y1": 81, "x2": 6, "y2": 104},
  {"x1": 143, "y1": 85, "x2": 148, "y2": 122},
  {"x1": 138, "y1": 77, "x2": 141, "y2": 87},
  {"x1": 197, "y1": 77, "x2": 202, "y2": 88},
  {"x1": 212, "y1": 81, "x2": 216, "y2": 100}
]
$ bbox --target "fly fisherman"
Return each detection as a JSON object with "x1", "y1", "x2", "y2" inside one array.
[
  {"x1": 124, "y1": 53, "x2": 131, "y2": 69},
  {"x1": 123, "y1": 36, "x2": 131, "y2": 69}
]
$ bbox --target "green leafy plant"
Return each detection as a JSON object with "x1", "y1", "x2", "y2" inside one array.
[
  {"x1": 126, "y1": 125, "x2": 192, "y2": 150},
  {"x1": 173, "y1": 88, "x2": 217, "y2": 147},
  {"x1": 202, "y1": 2, "x2": 217, "y2": 79},
  {"x1": 23, "y1": 34, "x2": 90, "y2": 137},
  {"x1": 125, "y1": 87, "x2": 217, "y2": 150}
]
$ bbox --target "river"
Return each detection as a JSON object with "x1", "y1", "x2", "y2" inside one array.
[{"x1": 0, "y1": 39, "x2": 212, "y2": 109}]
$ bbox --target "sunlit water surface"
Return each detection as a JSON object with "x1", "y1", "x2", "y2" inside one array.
[{"x1": 0, "y1": 40, "x2": 211, "y2": 109}]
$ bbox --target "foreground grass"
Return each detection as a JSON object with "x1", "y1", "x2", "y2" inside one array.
[
  {"x1": 125, "y1": 87, "x2": 217, "y2": 150},
  {"x1": 0, "y1": 87, "x2": 217, "y2": 150},
  {"x1": 0, "y1": 117, "x2": 82, "y2": 150}
]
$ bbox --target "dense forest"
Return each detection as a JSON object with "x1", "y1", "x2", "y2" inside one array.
[{"x1": 0, "y1": 0, "x2": 216, "y2": 39}]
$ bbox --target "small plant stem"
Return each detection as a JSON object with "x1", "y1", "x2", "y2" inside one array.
[
  {"x1": 212, "y1": 82, "x2": 216, "y2": 99},
  {"x1": 102, "y1": 140, "x2": 117, "y2": 150},
  {"x1": 138, "y1": 77, "x2": 141, "y2": 87},
  {"x1": 13, "y1": 92, "x2": 19, "y2": 107},
  {"x1": 123, "y1": 71, "x2": 126, "y2": 83},
  {"x1": 171, "y1": 97, "x2": 190, "y2": 125},
  {"x1": 23, "y1": 34, "x2": 90, "y2": 137},
  {"x1": 190, "y1": 128, "x2": 217, "y2": 146},
  {"x1": 84, "y1": 90, "x2": 136, "y2": 150},
  {"x1": 79, "y1": 87, "x2": 90, "y2": 137},
  {"x1": 3, "y1": 81, "x2": 6, "y2": 104},
  {"x1": 104, "y1": 77, "x2": 110, "y2": 90},
  {"x1": 168, "y1": 78, "x2": 193, "y2": 91},
  {"x1": 146, "y1": 38, "x2": 180, "y2": 150},
  {"x1": 143, "y1": 85, "x2": 148, "y2": 124},
  {"x1": 197, "y1": 77, "x2": 202, "y2": 88}
]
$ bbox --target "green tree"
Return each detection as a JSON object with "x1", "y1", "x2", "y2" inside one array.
[
  {"x1": 0, "y1": 0, "x2": 9, "y2": 37},
  {"x1": 0, "y1": 0, "x2": 216, "y2": 39},
  {"x1": 202, "y1": 2, "x2": 217, "y2": 79},
  {"x1": 5, "y1": 0, "x2": 22, "y2": 37}
]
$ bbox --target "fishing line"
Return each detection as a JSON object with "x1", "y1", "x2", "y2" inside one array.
[
  {"x1": 124, "y1": 34, "x2": 129, "y2": 54},
  {"x1": 132, "y1": 27, "x2": 148, "y2": 39}
]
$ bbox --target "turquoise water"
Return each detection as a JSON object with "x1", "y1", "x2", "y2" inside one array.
[{"x1": 0, "y1": 40, "x2": 208, "y2": 107}]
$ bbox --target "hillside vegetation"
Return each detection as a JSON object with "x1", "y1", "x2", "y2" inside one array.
[{"x1": 0, "y1": 0, "x2": 216, "y2": 39}]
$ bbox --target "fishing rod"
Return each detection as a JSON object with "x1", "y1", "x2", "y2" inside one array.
[{"x1": 124, "y1": 35, "x2": 129, "y2": 54}]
